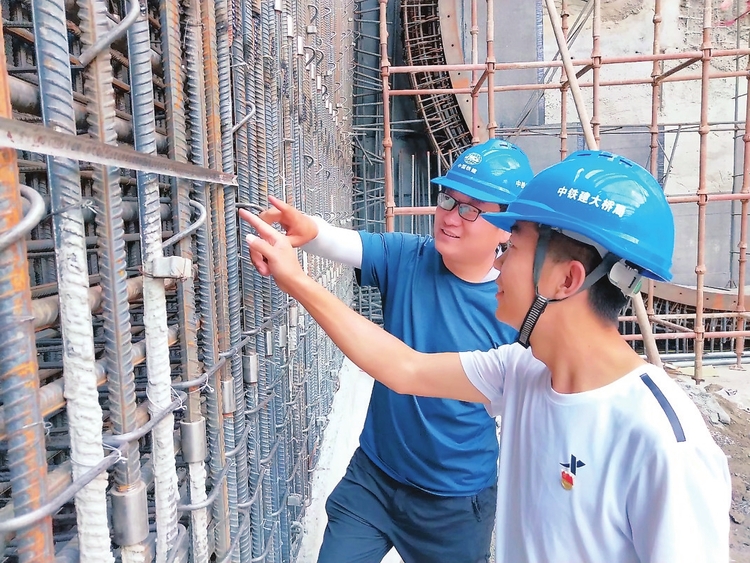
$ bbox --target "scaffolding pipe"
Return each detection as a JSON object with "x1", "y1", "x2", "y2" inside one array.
[
  {"x1": 732, "y1": 31, "x2": 750, "y2": 370},
  {"x1": 0, "y1": 21, "x2": 55, "y2": 563},
  {"x1": 693, "y1": 1, "x2": 714, "y2": 382},
  {"x1": 646, "y1": 0, "x2": 663, "y2": 318},
  {"x1": 485, "y1": 0, "x2": 496, "y2": 139},
  {"x1": 379, "y1": 0, "x2": 394, "y2": 231},
  {"x1": 31, "y1": 0, "x2": 113, "y2": 558},
  {"x1": 560, "y1": 0, "x2": 569, "y2": 159},
  {"x1": 128, "y1": 7, "x2": 179, "y2": 561},
  {"x1": 32, "y1": 275, "x2": 178, "y2": 331},
  {"x1": 385, "y1": 67, "x2": 750, "y2": 96},
  {"x1": 591, "y1": 0, "x2": 601, "y2": 147},
  {"x1": 470, "y1": 0, "x2": 479, "y2": 143},
  {"x1": 386, "y1": 48, "x2": 750, "y2": 74}
]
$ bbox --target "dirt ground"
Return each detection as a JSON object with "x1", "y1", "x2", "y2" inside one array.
[
  {"x1": 709, "y1": 395, "x2": 750, "y2": 562},
  {"x1": 677, "y1": 368, "x2": 750, "y2": 563}
]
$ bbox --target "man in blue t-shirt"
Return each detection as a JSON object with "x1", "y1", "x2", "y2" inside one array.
[{"x1": 240, "y1": 139, "x2": 533, "y2": 563}]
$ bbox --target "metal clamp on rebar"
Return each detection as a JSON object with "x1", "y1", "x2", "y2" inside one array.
[
  {"x1": 143, "y1": 256, "x2": 193, "y2": 280},
  {"x1": 278, "y1": 325, "x2": 288, "y2": 349},
  {"x1": 111, "y1": 480, "x2": 149, "y2": 546},
  {"x1": 221, "y1": 380, "x2": 236, "y2": 414},
  {"x1": 265, "y1": 330, "x2": 274, "y2": 357},
  {"x1": 243, "y1": 352, "x2": 259, "y2": 384},
  {"x1": 180, "y1": 418, "x2": 207, "y2": 463}
]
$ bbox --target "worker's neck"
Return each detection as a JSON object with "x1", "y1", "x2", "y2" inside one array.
[
  {"x1": 442, "y1": 254, "x2": 497, "y2": 283},
  {"x1": 530, "y1": 306, "x2": 646, "y2": 394}
]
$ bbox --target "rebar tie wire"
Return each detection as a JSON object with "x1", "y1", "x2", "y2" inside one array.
[
  {"x1": 0, "y1": 392, "x2": 186, "y2": 532},
  {"x1": 171, "y1": 303, "x2": 290, "y2": 390},
  {"x1": 216, "y1": 509, "x2": 276, "y2": 563},
  {"x1": 0, "y1": 185, "x2": 46, "y2": 252},
  {"x1": 199, "y1": 452, "x2": 269, "y2": 562}
]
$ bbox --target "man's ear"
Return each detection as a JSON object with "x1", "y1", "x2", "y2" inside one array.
[{"x1": 555, "y1": 260, "x2": 588, "y2": 300}]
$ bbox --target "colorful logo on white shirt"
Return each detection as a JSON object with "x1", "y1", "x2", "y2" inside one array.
[{"x1": 560, "y1": 455, "x2": 585, "y2": 490}]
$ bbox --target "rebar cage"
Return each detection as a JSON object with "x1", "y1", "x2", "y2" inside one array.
[{"x1": 1, "y1": 0, "x2": 354, "y2": 561}]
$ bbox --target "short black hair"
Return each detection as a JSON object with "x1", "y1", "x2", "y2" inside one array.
[{"x1": 546, "y1": 230, "x2": 628, "y2": 324}]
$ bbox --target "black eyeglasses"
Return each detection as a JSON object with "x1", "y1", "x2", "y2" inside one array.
[{"x1": 437, "y1": 192, "x2": 505, "y2": 222}]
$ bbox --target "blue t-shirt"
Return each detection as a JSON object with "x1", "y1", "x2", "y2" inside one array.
[{"x1": 357, "y1": 231, "x2": 518, "y2": 496}]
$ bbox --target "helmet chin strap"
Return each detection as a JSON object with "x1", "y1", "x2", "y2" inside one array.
[{"x1": 516, "y1": 226, "x2": 620, "y2": 348}]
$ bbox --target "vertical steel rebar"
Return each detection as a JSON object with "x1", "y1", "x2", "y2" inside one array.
[
  {"x1": 31, "y1": 0, "x2": 114, "y2": 559},
  {"x1": 241, "y1": 3, "x2": 266, "y2": 556},
  {"x1": 0, "y1": 23, "x2": 55, "y2": 563},
  {"x1": 200, "y1": 0, "x2": 241, "y2": 553},
  {"x1": 128, "y1": 5, "x2": 180, "y2": 561},
  {"x1": 219, "y1": 0, "x2": 252, "y2": 556},
  {"x1": 157, "y1": 0, "x2": 210, "y2": 557},
  {"x1": 78, "y1": 0, "x2": 142, "y2": 498},
  {"x1": 185, "y1": 3, "x2": 232, "y2": 556}
]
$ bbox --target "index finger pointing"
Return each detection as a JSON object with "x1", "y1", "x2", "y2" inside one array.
[{"x1": 243, "y1": 211, "x2": 285, "y2": 244}]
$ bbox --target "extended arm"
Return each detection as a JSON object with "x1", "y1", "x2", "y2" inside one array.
[
  {"x1": 243, "y1": 212, "x2": 488, "y2": 403},
  {"x1": 302, "y1": 216, "x2": 363, "y2": 268}
]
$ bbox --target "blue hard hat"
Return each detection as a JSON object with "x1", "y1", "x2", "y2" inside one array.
[
  {"x1": 431, "y1": 139, "x2": 534, "y2": 205},
  {"x1": 484, "y1": 150, "x2": 674, "y2": 281}
]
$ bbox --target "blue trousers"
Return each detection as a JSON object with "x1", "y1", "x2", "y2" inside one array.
[{"x1": 317, "y1": 447, "x2": 496, "y2": 563}]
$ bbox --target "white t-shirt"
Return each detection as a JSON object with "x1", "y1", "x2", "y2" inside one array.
[{"x1": 460, "y1": 344, "x2": 731, "y2": 563}]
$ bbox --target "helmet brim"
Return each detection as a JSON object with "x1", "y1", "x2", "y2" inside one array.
[
  {"x1": 482, "y1": 210, "x2": 672, "y2": 282},
  {"x1": 431, "y1": 176, "x2": 511, "y2": 205}
]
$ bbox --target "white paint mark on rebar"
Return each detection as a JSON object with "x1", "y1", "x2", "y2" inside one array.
[
  {"x1": 56, "y1": 209, "x2": 115, "y2": 563},
  {"x1": 188, "y1": 461, "x2": 210, "y2": 563},
  {"x1": 143, "y1": 276, "x2": 180, "y2": 563},
  {"x1": 120, "y1": 542, "x2": 148, "y2": 563}
]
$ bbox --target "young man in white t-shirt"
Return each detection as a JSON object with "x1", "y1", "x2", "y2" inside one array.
[{"x1": 244, "y1": 150, "x2": 732, "y2": 563}]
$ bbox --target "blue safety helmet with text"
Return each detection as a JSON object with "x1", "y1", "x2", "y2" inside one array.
[
  {"x1": 483, "y1": 150, "x2": 675, "y2": 346},
  {"x1": 431, "y1": 139, "x2": 534, "y2": 205}
]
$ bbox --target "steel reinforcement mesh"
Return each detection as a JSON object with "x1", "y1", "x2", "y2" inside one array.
[{"x1": 0, "y1": 0, "x2": 354, "y2": 561}]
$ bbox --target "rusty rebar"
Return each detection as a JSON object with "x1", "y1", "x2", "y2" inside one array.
[{"x1": 0, "y1": 25, "x2": 55, "y2": 563}]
